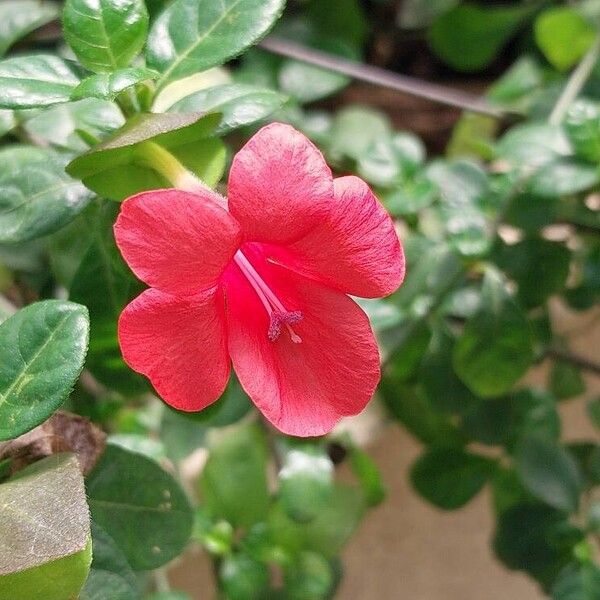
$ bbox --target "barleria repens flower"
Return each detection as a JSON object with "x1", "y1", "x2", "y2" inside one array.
[{"x1": 114, "y1": 123, "x2": 405, "y2": 436}]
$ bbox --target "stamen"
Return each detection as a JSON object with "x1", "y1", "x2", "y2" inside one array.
[{"x1": 234, "y1": 250, "x2": 303, "y2": 343}]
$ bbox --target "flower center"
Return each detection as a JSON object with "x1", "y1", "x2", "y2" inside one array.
[{"x1": 234, "y1": 250, "x2": 303, "y2": 343}]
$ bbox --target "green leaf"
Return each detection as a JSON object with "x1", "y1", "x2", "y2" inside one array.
[
  {"x1": 0, "y1": 301, "x2": 89, "y2": 441},
  {"x1": 565, "y1": 99, "x2": 600, "y2": 162},
  {"x1": 219, "y1": 554, "x2": 270, "y2": 600},
  {"x1": 147, "y1": 0, "x2": 285, "y2": 87},
  {"x1": 283, "y1": 552, "x2": 334, "y2": 600},
  {"x1": 87, "y1": 444, "x2": 194, "y2": 570},
  {"x1": 535, "y1": 8, "x2": 596, "y2": 71},
  {"x1": 0, "y1": 145, "x2": 93, "y2": 243},
  {"x1": 428, "y1": 159, "x2": 495, "y2": 256},
  {"x1": 0, "y1": 1, "x2": 59, "y2": 57},
  {"x1": 23, "y1": 99, "x2": 124, "y2": 153},
  {"x1": 80, "y1": 523, "x2": 139, "y2": 600},
  {"x1": 200, "y1": 423, "x2": 269, "y2": 528},
  {"x1": 0, "y1": 54, "x2": 79, "y2": 109},
  {"x1": 586, "y1": 397, "x2": 600, "y2": 430},
  {"x1": 549, "y1": 362, "x2": 585, "y2": 400},
  {"x1": 493, "y1": 503, "x2": 582, "y2": 586},
  {"x1": 528, "y1": 158, "x2": 599, "y2": 199},
  {"x1": 552, "y1": 562, "x2": 600, "y2": 600},
  {"x1": 63, "y1": 0, "x2": 149, "y2": 72},
  {"x1": 348, "y1": 446, "x2": 386, "y2": 507},
  {"x1": 410, "y1": 447, "x2": 495, "y2": 510},
  {"x1": 515, "y1": 436, "x2": 583, "y2": 512},
  {"x1": 494, "y1": 238, "x2": 572, "y2": 308},
  {"x1": 270, "y1": 484, "x2": 366, "y2": 558},
  {"x1": 428, "y1": 4, "x2": 533, "y2": 72},
  {"x1": 69, "y1": 202, "x2": 146, "y2": 394},
  {"x1": 170, "y1": 83, "x2": 286, "y2": 134},
  {"x1": 279, "y1": 445, "x2": 334, "y2": 523},
  {"x1": 66, "y1": 112, "x2": 225, "y2": 200},
  {"x1": 453, "y1": 269, "x2": 534, "y2": 397},
  {"x1": 0, "y1": 454, "x2": 91, "y2": 600},
  {"x1": 72, "y1": 68, "x2": 159, "y2": 102}
]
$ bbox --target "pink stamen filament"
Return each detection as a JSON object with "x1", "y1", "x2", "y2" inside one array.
[{"x1": 234, "y1": 250, "x2": 303, "y2": 343}]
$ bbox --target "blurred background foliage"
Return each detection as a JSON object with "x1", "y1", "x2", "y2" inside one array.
[{"x1": 0, "y1": 0, "x2": 599, "y2": 599}]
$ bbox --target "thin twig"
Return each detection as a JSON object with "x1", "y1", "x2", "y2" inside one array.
[
  {"x1": 259, "y1": 36, "x2": 518, "y2": 119},
  {"x1": 549, "y1": 36, "x2": 600, "y2": 125},
  {"x1": 546, "y1": 347, "x2": 600, "y2": 377}
]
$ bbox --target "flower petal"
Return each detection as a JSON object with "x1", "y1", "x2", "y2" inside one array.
[
  {"x1": 118, "y1": 287, "x2": 230, "y2": 412},
  {"x1": 267, "y1": 176, "x2": 405, "y2": 298},
  {"x1": 114, "y1": 188, "x2": 241, "y2": 296},
  {"x1": 228, "y1": 123, "x2": 333, "y2": 244},
  {"x1": 222, "y1": 253, "x2": 380, "y2": 436}
]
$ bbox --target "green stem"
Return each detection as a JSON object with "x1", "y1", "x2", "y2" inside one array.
[
  {"x1": 549, "y1": 36, "x2": 600, "y2": 126},
  {"x1": 135, "y1": 141, "x2": 212, "y2": 194}
]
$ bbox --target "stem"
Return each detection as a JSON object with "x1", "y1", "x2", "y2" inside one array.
[
  {"x1": 546, "y1": 347, "x2": 600, "y2": 377},
  {"x1": 549, "y1": 36, "x2": 600, "y2": 126},
  {"x1": 259, "y1": 36, "x2": 517, "y2": 119},
  {"x1": 153, "y1": 568, "x2": 171, "y2": 594},
  {"x1": 135, "y1": 141, "x2": 213, "y2": 194}
]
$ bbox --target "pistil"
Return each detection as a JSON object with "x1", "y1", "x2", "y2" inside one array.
[{"x1": 234, "y1": 250, "x2": 303, "y2": 343}]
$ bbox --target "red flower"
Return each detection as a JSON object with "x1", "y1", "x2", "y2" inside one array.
[{"x1": 114, "y1": 123, "x2": 405, "y2": 436}]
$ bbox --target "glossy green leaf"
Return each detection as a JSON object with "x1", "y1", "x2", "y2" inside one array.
[
  {"x1": 67, "y1": 112, "x2": 225, "y2": 200},
  {"x1": 147, "y1": 0, "x2": 285, "y2": 87},
  {"x1": 515, "y1": 436, "x2": 583, "y2": 512},
  {"x1": 453, "y1": 269, "x2": 534, "y2": 397},
  {"x1": 348, "y1": 446, "x2": 386, "y2": 507},
  {"x1": 200, "y1": 423, "x2": 269, "y2": 528},
  {"x1": 399, "y1": 0, "x2": 458, "y2": 29},
  {"x1": 69, "y1": 203, "x2": 146, "y2": 395},
  {"x1": 63, "y1": 0, "x2": 149, "y2": 72},
  {"x1": 410, "y1": 446, "x2": 495, "y2": 510},
  {"x1": 219, "y1": 554, "x2": 270, "y2": 600},
  {"x1": 0, "y1": 54, "x2": 79, "y2": 109},
  {"x1": 551, "y1": 562, "x2": 600, "y2": 600},
  {"x1": 493, "y1": 503, "x2": 582, "y2": 586},
  {"x1": 0, "y1": 145, "x2": 93, "y2": 243},
  {"x1": 87, "y1": 444, "x2": 194, "y2": 570},
  {"x1": 0, "y1": 1, "x2": 59, "y2": 57},
  {"x1": 428, "y1": 4, "x2": 534, "y2": 72},
  {"x1": 80, "y1": 523, "x2": 139, "y2": 600},
  {"x1": 23, "y1": 99, "x2": 124, "y2": 152},
  {"x1": 494, "y1": 238, "x2": 571, "y2": 308},
  {"x1": 0, "y1": 454, "x2": 91, "y2": 600},
  {"x1": 0, "y1": 301, "x2": 89, "y2": 440},
  {"x1": 587, "y1": 397, "x2": 600, "y2": 430},
  {"x1": 284, "y1": 552, "x2": 334, "y2": 600},
  {"x1": 279, "y1": 445, "x2": 334, "y2": 523},
  {"x1": 170, "y1": 83, "x2": 286, "y2": 133},
  {"x1": 72, "y1": 68, "x2": 159, "y2": 101},
  {"x1": 535, "y1": 8, "x2": 596, "y2": 71},
  {"x1": 528, "y1": 158, "x2": 599, "y2": 199}
]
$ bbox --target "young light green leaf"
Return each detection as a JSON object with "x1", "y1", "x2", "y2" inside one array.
[
  {"x1": 87, "y1": 444, "x2": 194, "y2": 570},
  {"x1": 0, "y1": 1, "x2": 59, "y2": 57},
  {"x1": 410, "y1": 447, "x2": 495, "y2": 510},
  {"x1": 453, "y1": 269, "x2": 534, "y2": 397},
  {"x1": 0, "y1": 301, "x2": 89, "y2": 441},
  {"x1": 71, "y1": 68, "x2": 159, "y2": 102},
  {"x1": 63, "y1": 0, "x2": 149, "y2": 73},
  {"x1": 200, "y1": 423, "x2": 269, "y2": 529},
  {"x1": 80, "y1": 523, "x2": 139, "y2": 600},
  {"x1": 0, "y1": 454, "x2": 91, "y2": 600},
  {"x1": 0, "y1": 54, "x2": 79, "y2": 109},
  {"x1": 147, "y1": 0, "x2": 285, "y2": 87},
  {"x1": 535, "y1": 7, "x2": 596, "y2": 71},
  {"x1": 170, "y1": 83, "x2": 286, "y2": 133},
  {"x1": 219, "y1": 554, "x2": 270, "y2": 600},
  {"x1": 515, "y1": 436, "x2": 583, "y2": 512},
  {"x1": 0, "y1": 146, "x2": 93, "y2": 243}
]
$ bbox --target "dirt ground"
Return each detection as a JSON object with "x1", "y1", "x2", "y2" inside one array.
[{"x1": 170, "y1": 303, "x2": 599, "y2": 599}]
